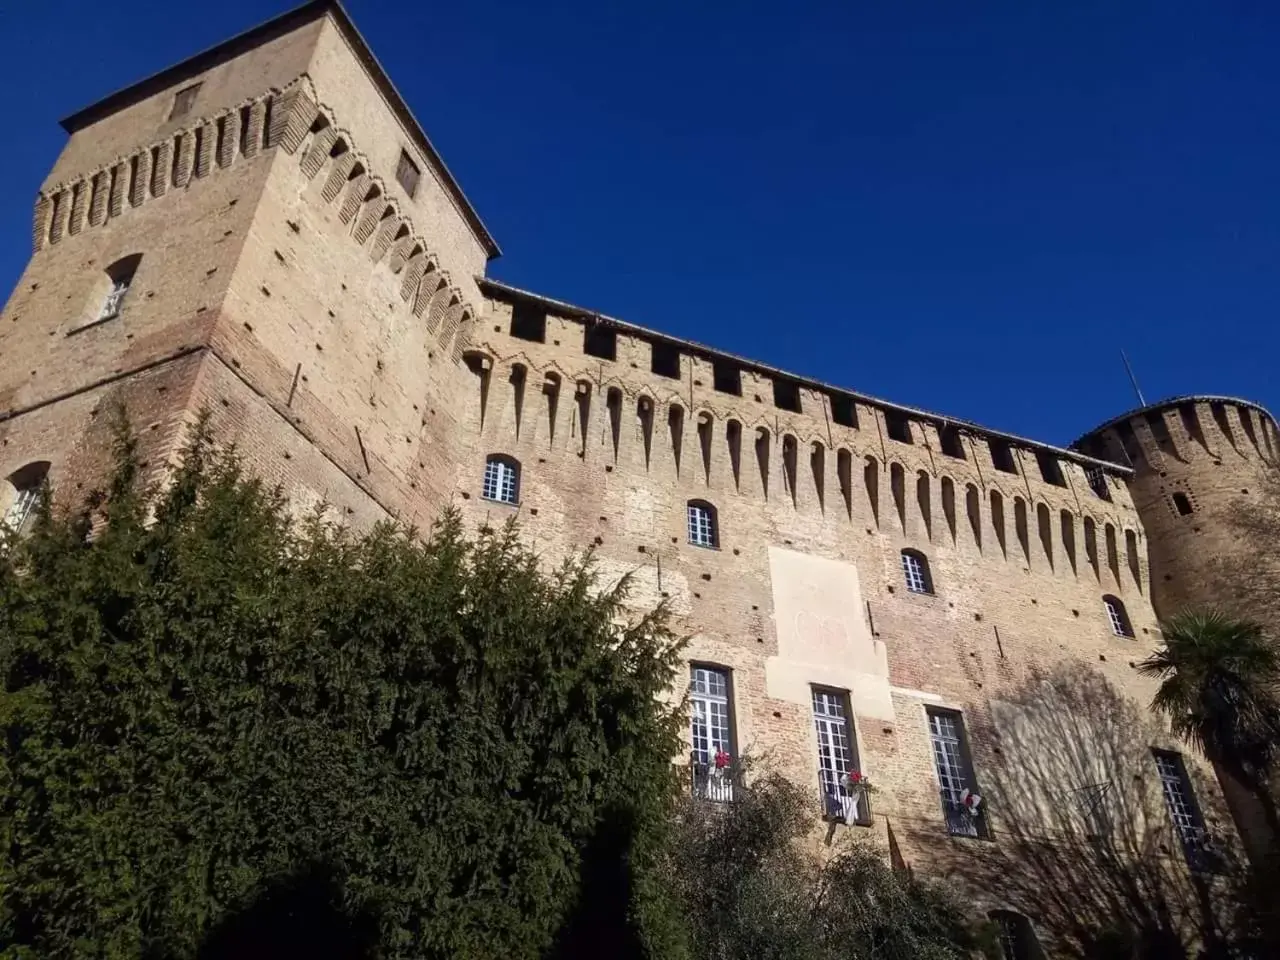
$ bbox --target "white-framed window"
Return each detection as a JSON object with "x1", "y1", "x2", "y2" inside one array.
[
  {"x1": 927, "y1": 707, "x2": 984, "y2": 837},
  {"x1": 481, "y1": 455, "x2": 519, "y2": 504},
  {"x1": 901, "y1": 549, "x2": 932, "y2": 594},
  {"x1": 2, "y1": 462, "x2": 49, "y2": 537},
  {"x1": 1153, "y1": 750, "x2": 1214, "y2": 872},
  {"x1": 687, "y1": 500, "x2": 717, "y2": 549},
  {"x1": 690, "y1": 665, "x2": 735, "y2": 802},
  {"x1": 813, "y1": 688, "x2": 868, "y2": 824},
  {"x1": 1103, "y1": 595, "x2": 1133, "y2": 638}
]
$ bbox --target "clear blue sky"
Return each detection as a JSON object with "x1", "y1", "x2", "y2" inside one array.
[{"x1": 2, "y1": 0, "x2": 1276, "y2": 445}]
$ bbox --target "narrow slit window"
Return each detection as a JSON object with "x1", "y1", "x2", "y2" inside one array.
[{"x1": 1172, "y1": 492, "x2": 1193, "y2": 516}]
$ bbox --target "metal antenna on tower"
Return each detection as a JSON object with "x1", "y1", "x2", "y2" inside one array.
[{"x1": 1121, "y1": 350, "x2": 1146, "y2": 407}]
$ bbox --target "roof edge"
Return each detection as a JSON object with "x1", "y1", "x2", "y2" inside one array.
[
  {"x1": 1075, "y1": 395, "x2": 1279, "y2": 446},
  {"x1": 478, "y1": 276, "x2": 1133, "y2": 476},
  {"x1": 58, "y1": 0, "x2": 501, "y2": 260}
]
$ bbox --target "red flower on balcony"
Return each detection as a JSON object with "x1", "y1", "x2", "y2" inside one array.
[{"x1": 714, "y1": 749, "x2": 731, "y2": 770}]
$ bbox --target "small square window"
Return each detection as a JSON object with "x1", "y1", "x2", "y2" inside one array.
[
  {"x1": 885, "y1": 411, "x2": 912, "y2": 444},
  {"x1": 990, "y1": 438, "x2": 1017, "y2": 474},
  {"x1": 773, "y1": 379, "x2": 802, "y2": 413},
  {"x1": 396, "y1": 150, "x2": 421, "y2": 199},
  {"x1": 831, "y1": 395, "x2": 857, "y2": 428},
  {"x1": 169, "y1": 83, "x2": 202, "y2": 121},
  {"x1": 583, "y1": 323, "x2": 616, "y2": 361},
  {"x1": 712, "y1": 361, "x2": 742, "y2": 396},
  {"x1": 509, "y1": 301, "x2": 546, "y2": 342},
  {"x1": 651, "y1": 342, "x2": 681, "y2": 379},
  {"x1": 1035, "y1": 450, "x2": 1066, "y2": 487},
  {"x1": 939, "y1": 425, "x2": 966, "y2": 459}
]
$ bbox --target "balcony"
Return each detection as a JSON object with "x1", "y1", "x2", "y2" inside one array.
[
  {"x1": 821, "y1": 781, "x2": 872, "y2": 827},
  {"x1": 941, "y1": 793, "x2": 987, "y2": 839},
  {"x1": 690, "y1": 758, "x2": 741, "y2": 804}
]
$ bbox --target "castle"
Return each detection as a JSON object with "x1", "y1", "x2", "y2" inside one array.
[{"x1": 2, "y1": 2, "x2": 1275, "y2": 953}]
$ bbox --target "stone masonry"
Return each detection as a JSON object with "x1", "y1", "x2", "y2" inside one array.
[{"x1": 2, "y1": 2, "x2": 1277, "y2": 953}]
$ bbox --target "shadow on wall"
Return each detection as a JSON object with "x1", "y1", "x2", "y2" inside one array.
[{"x1": 955, "y1": 666, "x2": 1244, "y2": 959}]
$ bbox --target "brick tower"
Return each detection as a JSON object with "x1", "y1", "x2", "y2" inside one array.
[
  {"x1": 0, "y1": 1, "x2": 494, "y2": 533},
  {"x1": 1076, "y1": 396, "x2": 1280, "y2": 863},
  {"x1": 1075, "y1": 396, "x2": 1280, "y2": 619}
]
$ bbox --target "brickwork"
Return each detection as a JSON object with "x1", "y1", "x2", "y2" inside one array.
[{"x1": 0, "y1": 2, "x2": 1268, "y2": 952}]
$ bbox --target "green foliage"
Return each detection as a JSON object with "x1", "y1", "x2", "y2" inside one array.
[
  {"x1": 664, "y1": 770, "x2": 981, "y2": 960},
  {"x1": 1138, "y1": 609, "x2": 1280, "y2": 782},
  {"x1": 0, "y1": 415, "x2": 688, "y2": 959}
]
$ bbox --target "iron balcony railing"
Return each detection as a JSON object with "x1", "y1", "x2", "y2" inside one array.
[
  {"x1": 690, "y1": 758, "x2": 741, "y2": 804},
  {"x1": 821, "y1": 780, "x2": 872, "y2": 827},
  {"x1": 941, "y1": 793, "x2": 987, "y2": 838}
]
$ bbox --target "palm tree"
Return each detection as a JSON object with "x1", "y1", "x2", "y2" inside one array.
[{"x1": 1138, "y1": 609, "x2": 1280, "y2": 856}]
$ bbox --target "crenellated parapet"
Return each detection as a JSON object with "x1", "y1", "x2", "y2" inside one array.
[
  {"x1": 30, "y1": 75, "x2": 480, "y2": 365},
  {"x1": 466, "y1": 280, "x2": 1148, "y2": 598},
  {"x1": 33, "y1": 82, "x2": 290, "y2": 251},
  {"x1": 1076, "y1": 396, "x2": 1279, "y2": 620}
]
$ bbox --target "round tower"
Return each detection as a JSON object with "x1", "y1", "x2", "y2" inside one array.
[{"x1": 1076, "y1": 395, "x2": 1280, "y2": 621}]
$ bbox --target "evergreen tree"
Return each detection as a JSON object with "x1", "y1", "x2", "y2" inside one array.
[{"x1": 0, "y1": 416, "x2": 687, "y2": 959}]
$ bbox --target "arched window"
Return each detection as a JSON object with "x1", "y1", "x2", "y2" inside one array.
[
  {"x1": 989, "y1": 910, "x2": 1043, "y2": 960},
  {"x1": 901, "y1": 549, "x2": 933, "y2": 595},
  {"x1": 98, "y1": 254, "x2": 142, "y2": 322},
  {"x1": 1103, "y1": 595, "x2": 1133, "y2": 638},
  {"x1": 687, "y1": 500, "x2": 718, "y2": 549},
  {"x1": 2, "y1": 461, "x2": 50, "y2": 536},
  {"x1": 481, "y1": 454, "x2": 519, "y2": 504}
]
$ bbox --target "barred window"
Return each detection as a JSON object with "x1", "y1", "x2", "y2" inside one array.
[
  {"x1": 901, "y1": 549, "x2": 933, "y2": 594},
  {"x1": 687, "y1": 500, "x2": 717, "y2": 548},
  {"x1": 1085, "y1": 465, "x2": 1111, "y2": 501},
  {"x1": 927, "y1": 708, "x2": 984, "y2": 837},
  {"x1": 1153, "y1": 750, "x2": 1211, "y2": 867},
  {"x1": 1103, "y1": 595, "x2": 1133, "y2": 638},
  {"x1": 481, "y1": 455, "x2": 519, "y2": 504}
]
